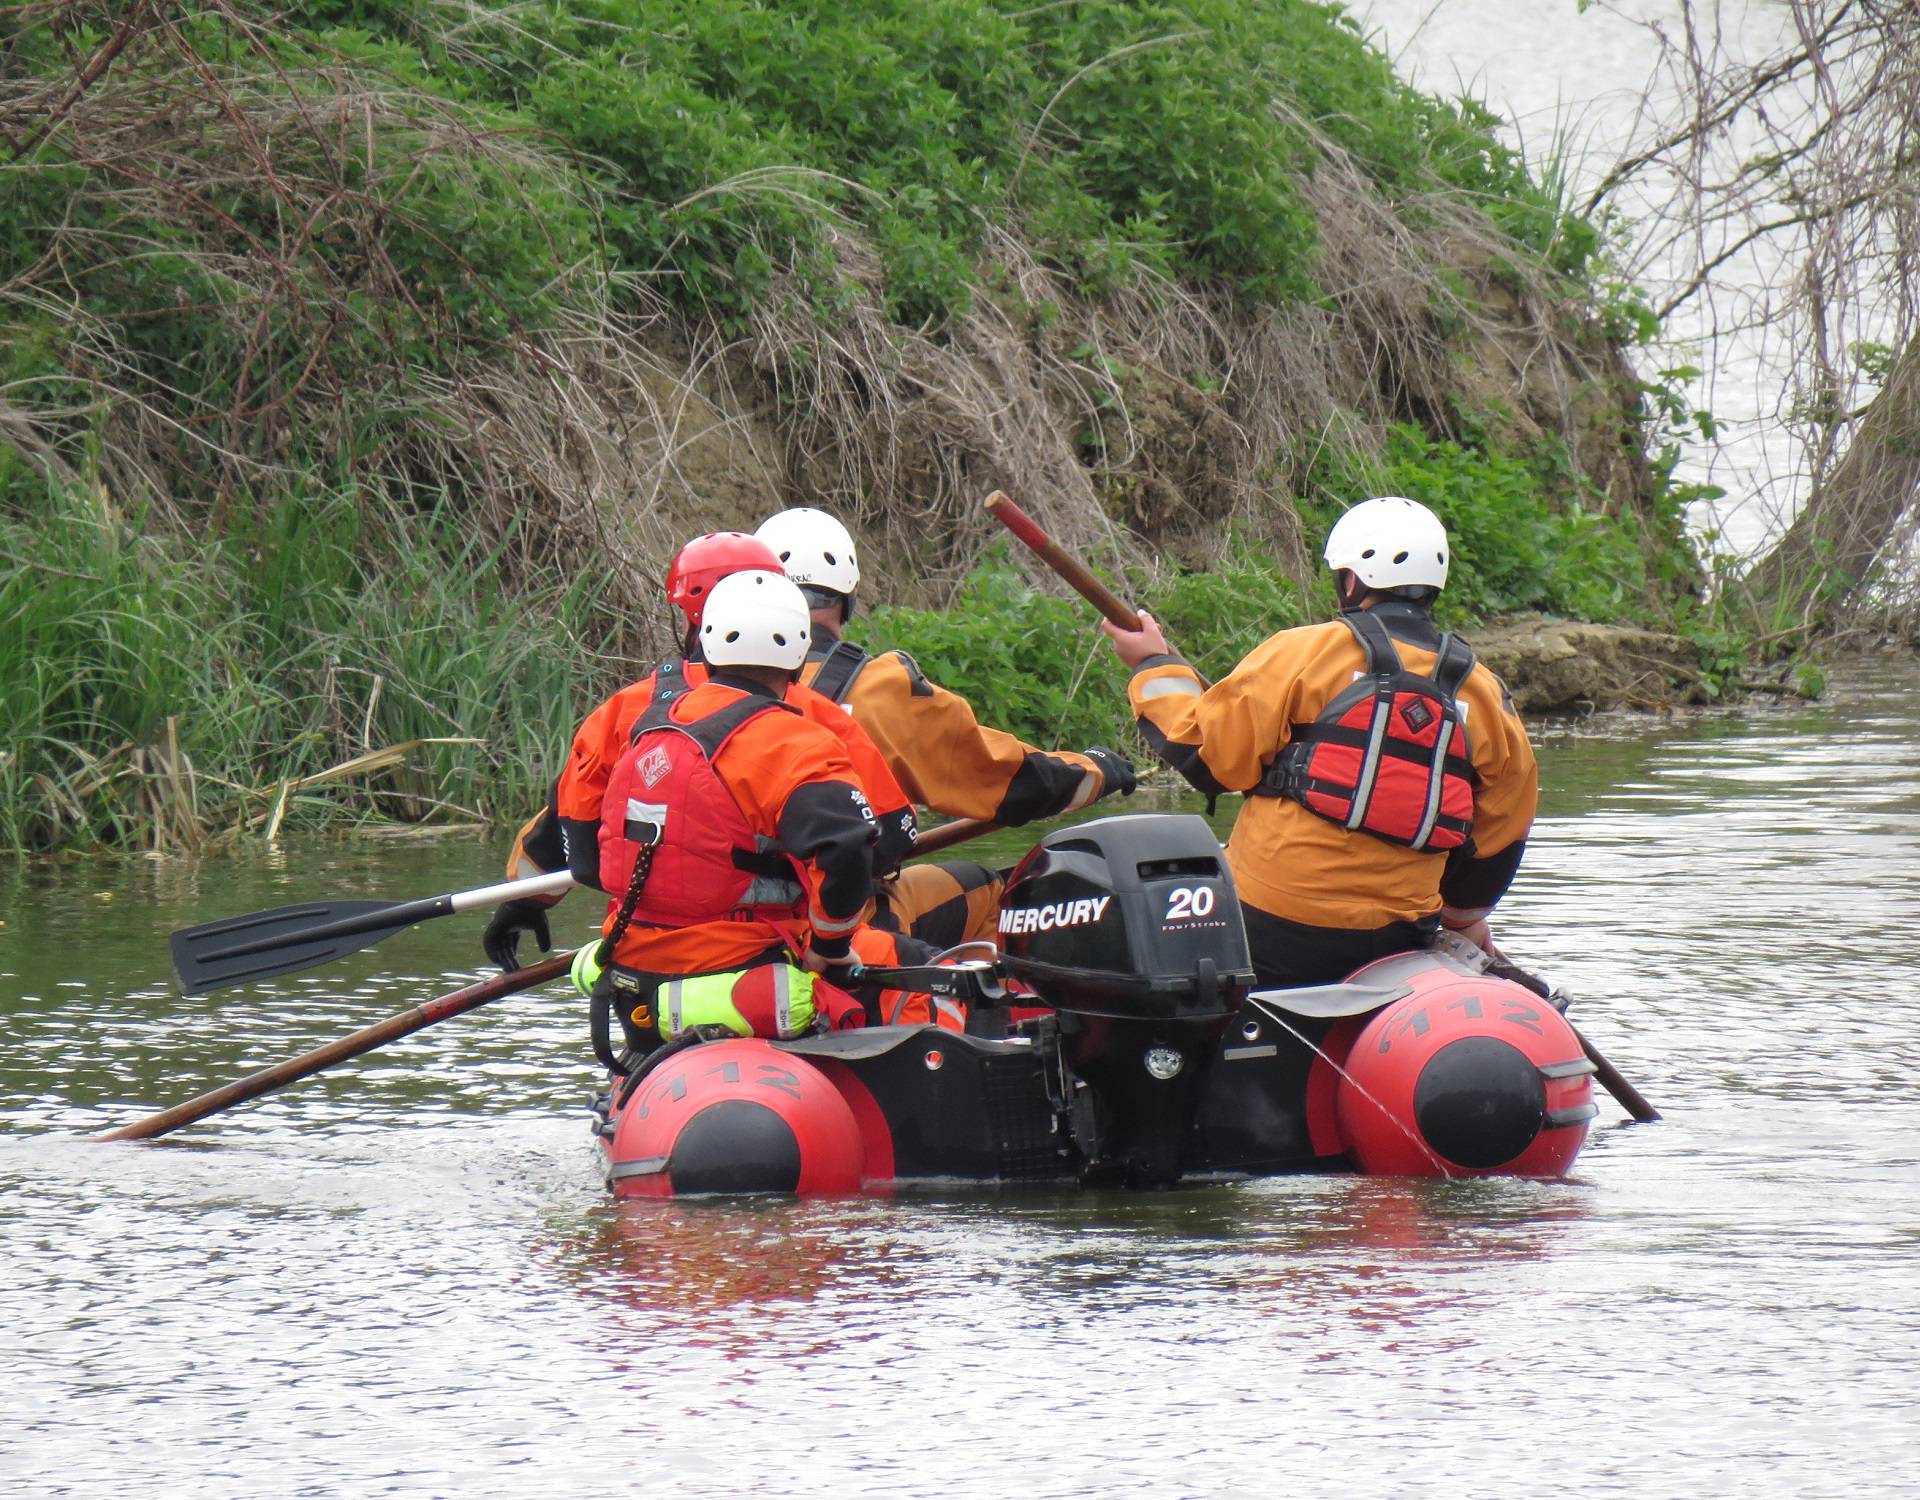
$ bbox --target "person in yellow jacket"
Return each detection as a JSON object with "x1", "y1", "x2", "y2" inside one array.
[
  {"x1": 755, "y1": 506, "x2": 1136, "y2": 946},
  {"x1": 1101, "y1": 495, "x2": 1539, "y2": 988}
]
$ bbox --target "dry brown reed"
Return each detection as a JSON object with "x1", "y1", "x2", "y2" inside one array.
[
  {"x1": 737, "y1": 105, "x2": 1649, "y2": 611},
  {"x1": 4, "y1": 0, "x2": 1649, "y2": 641}
]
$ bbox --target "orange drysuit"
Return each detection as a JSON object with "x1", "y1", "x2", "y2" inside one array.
[
  {"x1": 587, "y1": 675, "x2": 876, "y2": 977},
  {"x1": 800, "y1": 633, "x2": 1116, "y2": 824},
  {"x1": 507, "y1": 659, "x2": 915, "y2": 892},
  {"x1": 513, "y1": 661, "x2": 958, "y2": 1024},
  {"x1": 1128, "y1": 602, "x2": 1538, "y2": 935}
]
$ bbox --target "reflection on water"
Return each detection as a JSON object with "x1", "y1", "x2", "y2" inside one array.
[{"x1": 5, "y1": 659, "x2": 1920, "y2": 1495}]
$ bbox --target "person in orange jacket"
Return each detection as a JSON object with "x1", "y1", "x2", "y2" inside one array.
[
  {"x1": 487, "y1": 531, "x2": 956, "y2": 1028},
  {"x1": 566, "y1": 569, "x2": 879, "y2": 1062},
  {"x1": 483, "y1": 531, "x2": 916, "y2": 969},
  {"x1": 754, "y1": 506, "x2": 1137, "y2": 944},
  {"x1": 1100, "y1": 495, "x2": 1539, "y2": 989}
]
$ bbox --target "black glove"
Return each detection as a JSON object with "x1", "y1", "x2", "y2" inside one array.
[
  {"x1": 1083, "y1": 746, "x2": 1137, "y2": 798},
  {"x1": 483, "y1": 899, "x2": 553, "y2": 972}
]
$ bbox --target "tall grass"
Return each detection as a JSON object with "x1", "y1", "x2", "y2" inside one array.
[
  {"x1": 0, "y1": 0, "x2": 1715, "y2": 852},
  {"x1": 0, "y1": 479, "x2": 623, "y2": 853}
]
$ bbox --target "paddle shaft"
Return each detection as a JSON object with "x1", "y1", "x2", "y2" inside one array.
[
  {"x1": 983, "y1": 491, "x2": 1142, "y2": 630},
  {"x1": 196, "y1": 869, "x2": 575, "y2": 965},
  {"x1": 1482, "y1": 944, "x2": 1660, "y2": 1123},
  {"x1": 983, "y1": 488, "x2": 1216, "y2": 689},
  {"x1": 910, "y1": 816, "x2": 999, "y2": 856},
  {"x1": 1574, "y1": 1026, "x2": 1661, "y2": 1122},
  {"x1": 96, "y1": 954, "x2": 573, "y2": 1142}
]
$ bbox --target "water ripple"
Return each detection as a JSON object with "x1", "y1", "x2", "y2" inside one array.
[{"x1": 6, "y1": 662, "x2": 1920, "y2": 1495}]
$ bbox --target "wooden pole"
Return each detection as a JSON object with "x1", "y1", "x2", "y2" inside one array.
[
  {"x1": 983, "y1": 490, "x2": 1143, "y2": 630},
  {"x1": 95, "y1": 954, "x2": 573, "y2": 1142},
  {"x1": 911, "y1": 816, "x2": 999, "y2": 856}
]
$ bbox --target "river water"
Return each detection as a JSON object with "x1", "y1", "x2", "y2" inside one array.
[
  {"x1": 1355, "y1": 0, "x2": 1810, "y2": 559},
  {"x1": 4, "y1": 657, "x2": 1919, "y2": 1496}
]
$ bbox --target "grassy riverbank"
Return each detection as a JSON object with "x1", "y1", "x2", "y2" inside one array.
[{"x1": 2, "y1": 0, "x2": 1716, "y2": 852}]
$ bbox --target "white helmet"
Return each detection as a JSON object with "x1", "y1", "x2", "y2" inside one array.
[
  {"x1": 754, "y1": 506, "x2": 860, "y2": 595},
  {"x1": 699, "y1": 569, "x2": 812, "y2": 670},
  {"x1": 1322, "y1": 496, "x2": 1450, "y2": 591}
]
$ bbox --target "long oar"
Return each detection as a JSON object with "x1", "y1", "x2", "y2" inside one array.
[
  {"x1": 169, "y1": 869, "x2": 575, "y2": 995},
  {"x1": 1574, "y1": 1030, "x2": 1661, "y2": 1123},
  {"x1": 1480, "y1": 948, "x2": 1661, "y2": 1123},
  {"x1": 983, "y1": 490, "x2": 1212, "y2": 686},
  {"x1": 910, "y1": 815, "x2": 999, "y2": 856},
  {"x1": 96, "y1": 954, "x2": 574, "y2": 1142},
  {"x1": 984, "y1": 490, "x2": 1142, "y2": 630}
]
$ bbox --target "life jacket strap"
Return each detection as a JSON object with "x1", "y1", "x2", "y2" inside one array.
[{"x1": 808, "y1": 639, "x2": 871, "y2": 703}]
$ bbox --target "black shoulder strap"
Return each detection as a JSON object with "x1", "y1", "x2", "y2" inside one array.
[
  {"x1": 809, "y1": 638, "x2": 871, "y2": 703},
  {"x1": 1431, "y1": 632, "x2": 1476, "y2": 697},
  {"x1": 1344, "y1": 609, "x2": 1474, "y2": 698},
  {"x1": 1338, "y1": 608, "x2": 1403, "y2": 677},
  {"x1": 633, "y1": 688, "x2": 795, "y2": 752},
  {"x1": 653, "y1": 659, "x2": 688, "y2": 700}
]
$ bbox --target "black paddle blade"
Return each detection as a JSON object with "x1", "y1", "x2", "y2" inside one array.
[{"x1": 170, "y1": 899, "x2": 409, "y2": 995}]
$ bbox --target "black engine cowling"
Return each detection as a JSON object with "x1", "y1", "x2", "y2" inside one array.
[{"x1": 999, "y1": 813, "x2": 1253, "y2": 1185}]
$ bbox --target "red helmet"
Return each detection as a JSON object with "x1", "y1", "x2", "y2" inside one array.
[{"x1": 665, "y1": 532, "x2": 783, "y2": 628}]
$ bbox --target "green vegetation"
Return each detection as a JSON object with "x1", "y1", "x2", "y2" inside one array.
[
  {"x1": 1, "y1": 0, "x2": 1715, "y2": 851},
  {"x1": 1304, "y1": 421, "x2": 1674, "y2": 625},
  {"x1": 852, "y1": 541, "x2": 1314, "y2": 752},
  {"x1": 0, "y1": 480, "x2": 610, "y2": 852},
  {"x1": 267, "y1": 0, "x2": 1584, "y2": 327}
]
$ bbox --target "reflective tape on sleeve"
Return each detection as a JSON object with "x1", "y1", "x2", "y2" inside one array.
[{"x1": 1136, "y1": 675, "x2": 1204, "y2": 701}]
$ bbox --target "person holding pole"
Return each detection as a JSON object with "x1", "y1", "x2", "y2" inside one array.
[
  {"x1": 755, "y1": 505, "x2": 1137, "y2": 947},
  {"x1": 483, "y1": 531, "x2": 917, "y2": 970},
  {"x1": 1100, "y1": 496, "x2": 1539, "y2": 989}
]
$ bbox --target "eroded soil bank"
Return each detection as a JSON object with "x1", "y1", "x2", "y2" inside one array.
[{"x1": 1476, "y1": 617, "x2": 1708, "y2": 713}]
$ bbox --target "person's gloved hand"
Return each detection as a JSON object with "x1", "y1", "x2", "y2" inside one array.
[
  {"x1": 483, "y1": 899, "x2": 553, "y2": 972},
  {"x1": 1083, "y1": 746, "x2": 1137, "y2": 798}
]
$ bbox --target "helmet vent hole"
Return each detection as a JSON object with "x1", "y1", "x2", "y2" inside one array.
[
  {"x1": 772, "y1": 632, "x2": 787, "y2": 646},
  {"x1": 824, "y1": 551, "x2": 837, "y2": 565},
  {"x1": 779, "y1": 550, "x2": 792, "y2": 561},
  {"x1": 1360, "y1": 547, "x2": 1376, "y2": 559},
  {"x1": 725, "y1": 630, "x2": 740, "y2": 643},
  {"x1": 1393, "y1": 550, "x2": 1409, "y2": 564}
]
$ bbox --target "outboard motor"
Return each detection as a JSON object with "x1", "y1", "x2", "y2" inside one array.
[{"x1": 998, "y1": 813, "x2": 1252, "y2": 1186}]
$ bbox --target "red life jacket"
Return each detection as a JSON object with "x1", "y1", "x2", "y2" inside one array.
[
  {"x1": 1256, "y1": 610, "x2": 1478, "y2": 852},
  {"x1": 599, "y1": 690, "x2": 809, "y2": 927}
]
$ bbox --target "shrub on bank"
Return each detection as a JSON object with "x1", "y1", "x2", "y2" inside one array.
[{"x1": 0, "y1": 0, "x2": 1711, "y2": 851}]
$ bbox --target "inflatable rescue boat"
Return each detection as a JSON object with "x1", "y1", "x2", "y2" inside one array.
[{"x1": 593, "y1": 813, "x2": 1599, "y2": 1196}]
